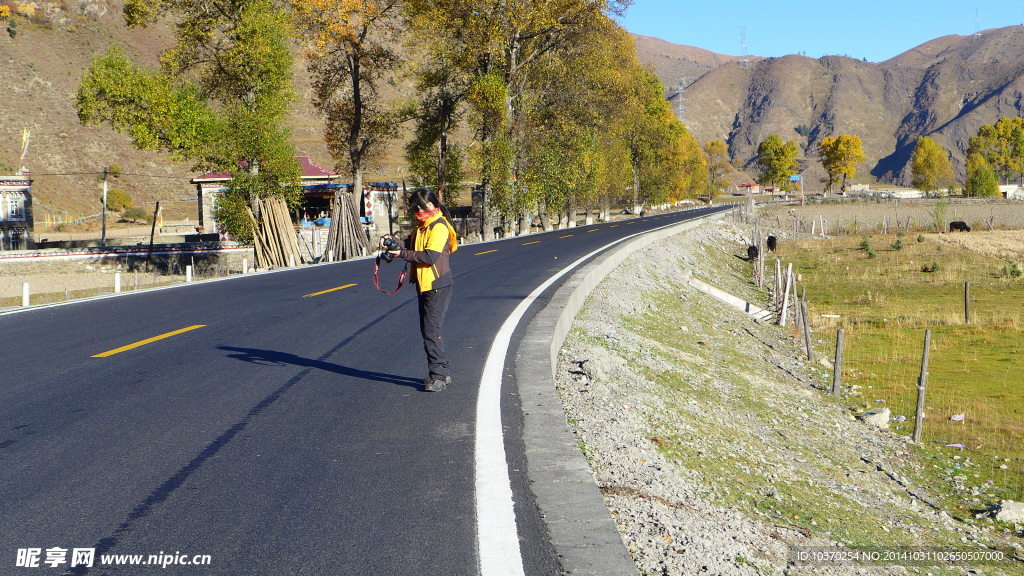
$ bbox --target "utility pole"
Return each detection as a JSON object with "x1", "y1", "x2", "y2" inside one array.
[{"x1": 101, "y1": 166, "x2": 109, "y2": 247}]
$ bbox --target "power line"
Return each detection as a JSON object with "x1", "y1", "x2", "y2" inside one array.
[{"x1": 35, "y1": 172, "x2": 182, "y2": 179}]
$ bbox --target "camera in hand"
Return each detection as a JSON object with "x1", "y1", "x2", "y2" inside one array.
[{"x1": 380, "y1": 235, "x2": 402, "y2": 263}]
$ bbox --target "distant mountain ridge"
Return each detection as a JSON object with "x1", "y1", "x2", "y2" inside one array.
[{"x1": 635, "y1": 26, "x2": 1024, "y2": 188}]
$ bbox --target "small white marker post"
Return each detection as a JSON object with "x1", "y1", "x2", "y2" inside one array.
[
  {"x1": 115, "y1": 272, "x2": 122, "y2": 293},
  {"x1": 242, "y1": 259, "x2": 249, "y2": 274},
  {"x1": 22, "y1": 282, "x2": 30, "y2": 307},
  {"x1": 186, "y1": 265, "x2": 193, "y2": 283}
]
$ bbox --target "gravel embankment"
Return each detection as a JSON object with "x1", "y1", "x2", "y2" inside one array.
[{"x1": 555, "y1": 220, "x2": 1022, "y2": 576}]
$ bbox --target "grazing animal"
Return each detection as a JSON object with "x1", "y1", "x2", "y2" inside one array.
[
  {"x1": 766, "y1": 235, "x2": 778, "y2": 252},
  {"x1": 747, "y1": 245, "x2": 759, "y2": 260},
  {"x1": 949, "y1": 221, "x2": 971, "y2": 233}
]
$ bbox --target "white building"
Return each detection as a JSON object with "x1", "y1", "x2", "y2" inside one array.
[
  {"x1": 999, "y1": 185, "x2": 1024, "y2": 199},
  {"x1": 0, "y1": 171, "x2": 32, "y2": 250}
]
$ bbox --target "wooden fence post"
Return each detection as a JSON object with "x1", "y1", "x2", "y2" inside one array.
[
  {"x1": 964, "y1": 281, "x2": 970, "y2": 324},
  {"x1": 801, "y1": 299, "x2": 814, "y2": 362},
  {"x1": 780, "y1": 263, "x2": 793, "y2": 326},
  {"x1": 912, "y1": 328, "x2": 932, "y2": 444},
  {"x1": 831, "y1": 328, "x2": 845, "y2": 395}
]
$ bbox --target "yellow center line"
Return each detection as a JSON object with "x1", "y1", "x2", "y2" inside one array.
[
  {"x1": 92, "y1": 325, "x2": 206, "y2": 358},
  {"x1": 610, "y1": 224, "x2": 620, "y2": 228},
  {"x1": 303, "y1": 283, "x2": 357, "y2": 298},
  {"x1": 560, "y1": 234, "x2": 573, "y2": 238},
  {"x1": 588, "y1": 229, "x2": 598, "y2": 232},
  {"x1": 522, "y1": 241, "x2": 541, "y2": 245},
  {"x1": 475, "y1": 249, "x2": 499, "y2": 255}
]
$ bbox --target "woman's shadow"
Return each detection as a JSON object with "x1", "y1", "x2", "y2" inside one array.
[{"x1": 219, "y1": 346, "x2": 422, "y2": 389}]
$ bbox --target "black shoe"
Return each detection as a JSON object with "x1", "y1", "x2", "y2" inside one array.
[{"x1": 424, "y1": 378, "x2": 447, "y2": 392}]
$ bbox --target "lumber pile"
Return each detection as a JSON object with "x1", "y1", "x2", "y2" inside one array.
[
  {"x1": 248, "y1": 197, "x2": 303, "y2": 269},
  {"x1": 323, "y1": 191, "x2": 370, "y2": 262}
]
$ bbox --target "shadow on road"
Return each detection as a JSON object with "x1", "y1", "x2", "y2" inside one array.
[{"x1": 219, "y1": 346, "x2": 421, "y2": 389}]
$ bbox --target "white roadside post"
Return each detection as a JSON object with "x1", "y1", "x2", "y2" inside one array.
[
  {"x1": 22, "y1": 283, "x2": 30, "y2": 307},
  {"x1": 115, "y1": 272, "x2": 121, "y2": 293}
]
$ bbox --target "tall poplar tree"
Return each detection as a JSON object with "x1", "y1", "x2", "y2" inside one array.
[
  {"x1": 910, "y1": 136, "x2": 954, "y2": 194},
  {"x1": 817, "y1": 134, "x2": 865, "y2": 193},
  {"x1": 292, "y1": 0, "x2": 403, "y2": 257},
  {"x1": 756, "y1": 135, "x2": 800, "y2": 191},
  {"x1": 77, "y1": 0, "x2": 301, "y2": 243},
  {"x1": 404, "y1": 0, "x2": 629, "y2": 237}
]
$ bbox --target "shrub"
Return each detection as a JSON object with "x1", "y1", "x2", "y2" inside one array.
[
  {"x1": 105, "y1": 188, "x2": 133, "y2": 212},
  {"x1": 922, "y1": 262, "x2": 940, "y2": 273},
  {"x1": 1002, "y1": 263, "x2": 1023, "y2": 279},
  {"x1": 859, "y1": 237, "x2": 871, "y2": 252},
  {"x1": 917, "y1": 234, "x2": 925, "y2": 243},
  {"x1": 891, "y1": 239, "x2": 903, "y2": 251},
  {"x1": 122, "y1": 207, "x2": 148, "y2": 223}
]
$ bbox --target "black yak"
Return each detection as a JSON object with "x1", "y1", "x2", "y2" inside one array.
[{"x1": 949, "y1": 221, "x2": 971, "y2": 232}]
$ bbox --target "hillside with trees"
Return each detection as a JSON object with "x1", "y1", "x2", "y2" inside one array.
[
  {"x1": 1, "y1": 0, "x2": 704, "y2": 240},
  {"x1": 636, "y1": 25, "x2": 1024, "y2": 189}
]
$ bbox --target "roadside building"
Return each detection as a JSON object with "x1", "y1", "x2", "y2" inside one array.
[
  {"x1": 0, "y1": 169, "x2": 33, "y2": 250},
  {"x1": 189, "y1": 155, "x2": 344, "y2": 237},
  {"x1": 999, "y1": 185, "x2": 1024, "y2": 200},
  {"x1": 737, "y1": 182, "x2": 761, "y2": 195}
]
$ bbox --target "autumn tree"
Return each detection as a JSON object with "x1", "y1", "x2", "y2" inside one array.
[
  {"x1": 291, "y1": 0, "x2": 404, "y2": 257},
  {"x1": 77, "y1": 0, "x2": 301, "y2": 243},
  {"x1": 756, "y1": 135, "x2": 800, "y2": 191},
  {"x1": 817, "y1": 134, "x2": 864, "y2": 193},
  {"x1": 404, "y1": 0, "x2": 629, "y2": 237},
  {"x1": 964, "y1": 152, "x2": 999, "y2": 197},
  {"x1": 967, "y1": 117, "x2": 1024, "y2": 184},
  {"x1": 704, "y1": 139, "x2": 731, "y2": 198},
  {"x1": 910, "y1": 136, "x2": 955, "y2": 195}
]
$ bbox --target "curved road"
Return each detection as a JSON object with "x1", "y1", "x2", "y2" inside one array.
[{"x1": 0, "y1": 206, "x2": 728, "y2": 575}]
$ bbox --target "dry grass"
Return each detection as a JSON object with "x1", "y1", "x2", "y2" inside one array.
[
  {"x1": 783, "y1": 231, "x2": 1024, "y2": 508},
  {"x1": 764, "y1": 198, "x2": 1024, "y2": 235}
]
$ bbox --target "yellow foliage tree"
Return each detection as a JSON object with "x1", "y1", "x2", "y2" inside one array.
[
  {"x1": 16, "y1": 2, "x2": 34, "y2": 18},
  {"x1": 0, "y1": 6, "x2": 11, "y2": 20},
  {"x1": 817, "y1": 134, "x2": 865, "y2": 193}
]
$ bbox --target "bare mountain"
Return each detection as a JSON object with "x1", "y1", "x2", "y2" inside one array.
[{"x1": 636, "y1": 26, "x2": 1024, "y2": 188}]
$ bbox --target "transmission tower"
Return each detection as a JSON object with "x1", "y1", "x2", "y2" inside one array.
[{"x1": 739, "y1": 26, "x2": 750, "y2": 69}]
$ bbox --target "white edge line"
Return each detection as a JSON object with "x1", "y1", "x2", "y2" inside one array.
[{"x1": 475, "y1": 211, "x2": 715, "y2": 575}]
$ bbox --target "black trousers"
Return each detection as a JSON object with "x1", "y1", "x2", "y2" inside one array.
[{"x1": 418, "y1": 285, "x2": 453, "y2": 381}]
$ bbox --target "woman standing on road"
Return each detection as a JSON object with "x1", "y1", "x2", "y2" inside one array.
[{"x1": 381, "y1": 188, "x2": 459, "y2": 392}]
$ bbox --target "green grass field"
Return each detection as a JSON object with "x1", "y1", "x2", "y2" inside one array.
[{"x1": 785, "y1": 232, "x2": 1024, "y2": 509}]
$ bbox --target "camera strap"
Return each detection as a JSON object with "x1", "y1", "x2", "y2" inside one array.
[{"x1": 373, "y1": 256, "x2": 408, "y2": 294}]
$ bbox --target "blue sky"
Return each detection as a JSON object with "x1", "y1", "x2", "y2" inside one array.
[{"x1": 618, "y1": 1, "x2": 1024, "y2": 62}]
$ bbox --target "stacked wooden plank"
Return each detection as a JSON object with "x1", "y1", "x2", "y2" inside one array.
[
  {"x1": 323, "y1": 191, "x2": 370, "y2": 262},
  {"x1": 249, "y1": 197, "x2": 303, "y2": 269}
]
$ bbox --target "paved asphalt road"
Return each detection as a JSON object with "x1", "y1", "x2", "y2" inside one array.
[{"x1": 0, "y1": 206, "x2": 728, "y2": 576}]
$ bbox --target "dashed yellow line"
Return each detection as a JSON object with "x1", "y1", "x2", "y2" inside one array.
[
  {"x1": 560, "y1": 234, "x2": 573, "y2": 238},
  {"x1": 303, "y1": 283, "x2": 357, "y2": 298},
  {"x1": 475, "y1": 249, "x2": 499, "y2": 255},
  {"x1": 92, "y1": 325, "x2": 206, "y2": 358},
  {"x1": 588, "y1": 229, "x2": 598, "y2": 232},
  {"x1": 522, "y1": 241, "x2": 541, "y2": 245},
  {"x1": 610, "y1": 225, "x2": 620, "y2": 228}
]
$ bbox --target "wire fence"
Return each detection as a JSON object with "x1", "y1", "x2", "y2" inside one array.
[{"x1": 749, "y1": 221, "x2": 1024, "y2": 506}]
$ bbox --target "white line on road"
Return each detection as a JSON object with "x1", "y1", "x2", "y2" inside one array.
[{"x1": 475, "y1": 212, "x2": 711, "y2": 575}]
